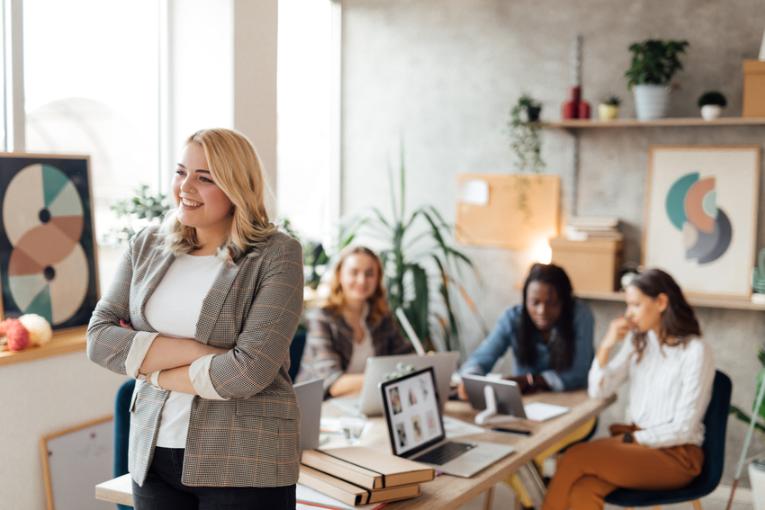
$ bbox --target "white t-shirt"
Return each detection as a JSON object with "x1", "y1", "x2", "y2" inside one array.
[
  {"x1": 144, "y1": 253, "x2": 224, "y2": 448},
  {"x1": 345, "y1": 328, "x2": 374, "y2": 374}
]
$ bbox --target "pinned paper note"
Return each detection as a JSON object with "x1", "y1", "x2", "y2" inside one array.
[{"x1": 458, "y1": 179, "x2": 489, "y2": 205}]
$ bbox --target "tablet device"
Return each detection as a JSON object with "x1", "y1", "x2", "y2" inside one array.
[{"x1": 461, "y1": 374, "x2": 526, "y2": 418}]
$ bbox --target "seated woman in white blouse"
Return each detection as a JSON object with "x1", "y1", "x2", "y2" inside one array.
[{"x1": 543, "y1": 268, "x2": 715, "y2": 510}]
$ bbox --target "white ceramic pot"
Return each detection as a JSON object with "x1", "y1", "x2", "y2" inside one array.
[
  {"x1": 751, "y1": 460, "x2": 765, "y2": 510},
  {"x1": 701, "y1": 104, "x2": 722, "y2": 120},
  {"x1": 633, "y1": 84, "x2": 670, "y2": 120}
]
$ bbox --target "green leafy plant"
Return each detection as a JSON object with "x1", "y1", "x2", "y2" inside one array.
[
  {"x1": 603, "y1": 95, "x2": 621, "y2": 106},
  {"x1": 730, "y1": 347, "x2": 765, "y2": 435},
  {"x1": 342, "y1": 150, "x2": 485, "y2": 354},
  {"x1": 625, "y1": 39, "x2": 689, "y2": 89},
  {"x1": 508, "y1": 94, "x2": 544, "y2": 174},
  {"x1": 697, "y1": 91, "x2": 727, "y2": 108},
  {"x1": 109, "y1": 184, "x2": 171, "y2": 243},
  {"x1": 276, "y1": 218, "x2": 330, "y2": 290}
]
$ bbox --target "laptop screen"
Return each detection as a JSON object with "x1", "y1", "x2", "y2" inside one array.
[{"x1": 380, "y1": 367, "x2": 445, "y2": 457}]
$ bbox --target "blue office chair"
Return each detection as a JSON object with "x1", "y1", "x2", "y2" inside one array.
[
  {"x1": 289, "y1": 328, "x2": 307, "y2": 381},
  {"x1": 114, "y1": 378, "x2": 135, "y2": 510},
  {"x1": 605, "y1": 370, "x2": 732, "y2": 509}
]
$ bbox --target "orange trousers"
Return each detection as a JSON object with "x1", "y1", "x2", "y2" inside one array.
[{"x1": 542, "y1": 425, "x2": 703, "y2": 510}]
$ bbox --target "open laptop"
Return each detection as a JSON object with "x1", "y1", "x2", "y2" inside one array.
[
  {"x1": 462, "y1": 374, "x2": 569, "y2": 422},
  {"x1": 294, "y1": 378, "x2": 324, "y2": 450},
  {"x1": 331, "y1": 351, "x2": 459, "y2": 417},
  {"x1": 380, "y1": 367, "x2": 514, "y2": 478}
]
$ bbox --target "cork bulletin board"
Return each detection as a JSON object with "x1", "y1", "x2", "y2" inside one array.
[{"x1": 455, "y1": 173, "x2": 560, "y2": 250}]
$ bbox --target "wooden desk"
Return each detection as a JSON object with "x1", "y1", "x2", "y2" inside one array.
[{"x1": 95, "y1": 391, "x2": 615, "y2": 509}]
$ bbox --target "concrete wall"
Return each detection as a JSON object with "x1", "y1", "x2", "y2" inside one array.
[{"x1": 341, "y1": 0, "x2": 765, "y2": 485}]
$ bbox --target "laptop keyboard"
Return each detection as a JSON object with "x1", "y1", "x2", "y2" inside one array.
[{"x1": 414, "y1": 441, "x2": 475, "y2": 465}]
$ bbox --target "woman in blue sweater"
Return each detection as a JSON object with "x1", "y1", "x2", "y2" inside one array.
[
  {"x1": 459, "y1": 263, "x2": 596, "y2": 509},
  {"x1": 460, "y1": 262, "x2": 595, "y2": 394}
]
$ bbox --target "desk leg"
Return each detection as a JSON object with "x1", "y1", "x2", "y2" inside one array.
[{"x1": 483, "y1": 486, "x2": 494, "y2": 510}]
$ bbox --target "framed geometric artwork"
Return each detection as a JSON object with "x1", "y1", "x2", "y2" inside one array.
[
  {"x1": 0, "y1": 153, "x2": 99, "y2": 329},
  {"x1": 644, "y1": 145, "x2": 760, "y2": 299}
]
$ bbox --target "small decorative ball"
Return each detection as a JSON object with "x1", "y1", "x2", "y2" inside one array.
[
  {"x1": 19, "y1": 314, "x2": 53, "y2": 346},
  {"x1": 5, "y1": 319, "x2": 30, "y2": 351}
]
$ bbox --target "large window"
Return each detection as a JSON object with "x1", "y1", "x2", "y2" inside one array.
[
  {"x1": 277, "y1": 0, "x2": 340, "y2": 245},
  {"x1": 23, "y1": 0, "x2": 163, "y2": 242}
]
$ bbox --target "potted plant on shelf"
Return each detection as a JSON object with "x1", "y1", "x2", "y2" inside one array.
[
  {"x1": 598, "y1": 96, "x2": 621, "y2": 121},
  {"x1": 697, "y1": 91, "x2": 727, "y2": 120},
  {"x1": 507, "y1": 94, "x2": 545, "y2": 216},
  {"x1": 625, "y1": 39, "x2": 689, "y2": 120},
  {"x1": 341, "y1": 150, "x2": 486, "y2": 355},
  {"x1": 508, "y1": 94, "x2": 544, "y2": 173}
]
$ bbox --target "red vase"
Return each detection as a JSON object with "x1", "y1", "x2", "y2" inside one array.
[{"x1": 562, "y1": 86, "x2": 581, "y2": 119}]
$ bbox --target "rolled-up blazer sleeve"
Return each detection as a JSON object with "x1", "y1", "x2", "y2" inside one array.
[
  {"x1": 208, "y1": 237, "x2": 304, "y2": 399},
  {"x1": 87, "y1": 237, "x2": 156, "y2": 375}
]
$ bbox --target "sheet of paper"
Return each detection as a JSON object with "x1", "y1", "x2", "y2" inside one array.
[
  {"x1": 524, "y1": 402, "x2": 569, "y2": 422},
  {"x1": 297, "y1": 484, "x2": 382, "y2": 509},
  {"x1": 458, "y1": 179, "x2": 489, "y2": 205},
  {"x1": 443, "y1": 415, "x2": 486, "y2": 438}
]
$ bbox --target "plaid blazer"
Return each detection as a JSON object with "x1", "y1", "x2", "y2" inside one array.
[
  {"x1": 297, "y1": 306, "x2": 414, "y2": 393},
  {"x1": 87, "y1": 226, "x2": 304, "y2": 487}
]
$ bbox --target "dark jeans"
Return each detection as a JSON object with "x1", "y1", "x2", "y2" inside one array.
[{"x1": 132, "y1": 447, "x2": 296, "y2": 510}]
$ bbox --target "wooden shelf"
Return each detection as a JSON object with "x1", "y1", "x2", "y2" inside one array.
[
  {"x1": 543, "y1": 117, "x2": 765, "y2": 129},
  {"x1": 578, "y1": 291, "x2": 765, "y2": 311},
  {"x1": 0, "y1": 326, "x2": 87, "y2": 367}
]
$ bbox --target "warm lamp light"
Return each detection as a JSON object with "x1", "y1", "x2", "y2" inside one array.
[{"x1": 531, "y1": 238, "x2": 552, "y2": 264}]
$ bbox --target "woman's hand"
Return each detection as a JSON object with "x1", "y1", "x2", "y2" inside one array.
[
  {"x1": 457, "y1": 382, "x2": 468, "y2": 401},
  {"x1": 597, "y1": 317, "x2": 631, "y2": 367},
  {"x1": 603, "y1": 317, "x2": 631, "y2": 349}
]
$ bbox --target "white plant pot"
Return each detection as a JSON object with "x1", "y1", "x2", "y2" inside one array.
[
  {"x1": 633, "y1": 84, "x2": 670, "y2": 120},
  {"x1": 701, "y1": 104, "x2": 723, "y2": 120},
  {"x1": 752, "y1": 461, "x2": 765, "y2": 510}
]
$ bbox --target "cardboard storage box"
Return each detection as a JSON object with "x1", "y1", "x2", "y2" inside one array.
[
  {"x1": 743, "y1": 59, "x2": 765, "y2": 117},
  {"x1": 550, "y1": 237, "x2": 623, "y2": 293}
]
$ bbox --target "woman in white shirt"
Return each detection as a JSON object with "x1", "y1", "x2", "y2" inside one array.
[{"x1": 543, "y1": 268, "x2": 715, "y2": 510}]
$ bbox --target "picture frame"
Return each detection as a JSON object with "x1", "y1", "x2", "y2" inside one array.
[
  {"x1": 644, "y1": 145, "x2": 760, "y2": 299},
  {"x1": 40, "y1": 415, "x2": 113, "y2": 510},
  {"x1": 0, "y1": 153, "x2": 99, "y2": 329}
]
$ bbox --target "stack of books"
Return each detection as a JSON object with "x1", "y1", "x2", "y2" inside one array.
[
  {"x1": 298, "y1": 447, "x2": 435, "y2": 508},
  {"x1": 563, "y1": 216, "x2": 623, "y2": 241}
]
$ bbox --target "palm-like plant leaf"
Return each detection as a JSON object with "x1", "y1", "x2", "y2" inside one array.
[{"x1": 339, "y1": 151, "x2": 484, "y2": 353}]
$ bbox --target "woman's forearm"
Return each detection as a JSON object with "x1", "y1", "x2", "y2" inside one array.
[
  {"x1": 140, "y1": 336, "x2": 226, "y2": 374},
  {"x1": 157, "y1": 365, "x2": 196, "y2": 394},
  {"x1": 329, "y1": 373, "x2": 365, "y2": 397},
  {"x1": 596, "y1": 343, "x2": 613, "y2": 368}
]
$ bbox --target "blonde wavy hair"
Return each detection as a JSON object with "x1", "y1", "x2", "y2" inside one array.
[
  {"x1": 324, "y1": 246, "x2": 390, "y2": 326},
  {"x1": 163, "y1": 128, "x2": 276, "y2": 259}
]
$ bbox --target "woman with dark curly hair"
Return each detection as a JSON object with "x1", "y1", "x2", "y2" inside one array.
[{"x1": 460, "y1": 263, "x2": 594, "y2": 394}]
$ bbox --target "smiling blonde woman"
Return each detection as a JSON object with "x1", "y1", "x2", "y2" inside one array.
[{"x1": 87, "y1": 128, "x2": 302, "y2": 510}]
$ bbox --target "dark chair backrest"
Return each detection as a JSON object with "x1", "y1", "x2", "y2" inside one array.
[
  {"x1": 605, "y1": 370, "x2": 732, "y2": 507},
  {"x1": 114, "y1": 378, "x2": 135, "y2": 510},
  {"x1": 289, "y1": 329, "x2": 307, "y2": 382},
  {"x1": 695, "y1": 370, "x2": 732, "y2": 491}
]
